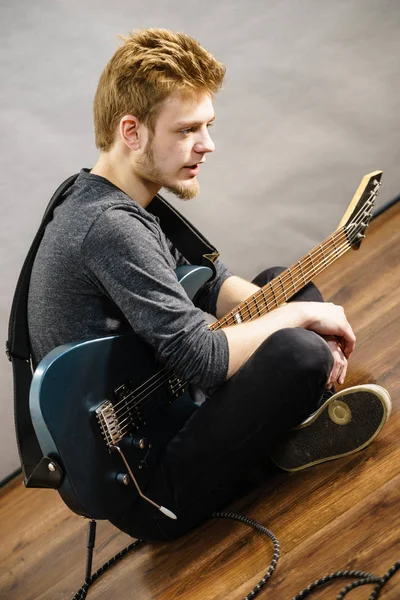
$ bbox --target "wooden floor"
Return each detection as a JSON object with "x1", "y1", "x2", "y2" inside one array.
[{"x1": 1, "y1": 203, "x2": 399, "y2": 600}]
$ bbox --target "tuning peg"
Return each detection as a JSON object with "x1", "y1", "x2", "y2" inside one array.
[
  {"x1": 361, "y1": 221, "x2": 369, "y2": 228},
  {"x1": 357, "y1": 233, "x2": 366, "y2": 240}
]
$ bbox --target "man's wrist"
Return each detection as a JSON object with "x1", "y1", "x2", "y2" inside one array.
[{"x1": 287, "y1": 302, "x2": 312, "y2": 329}]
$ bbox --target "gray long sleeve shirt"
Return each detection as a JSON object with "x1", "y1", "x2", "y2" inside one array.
[{"x1": 28, "y1": 169, "x2": 231, "y2": 394}]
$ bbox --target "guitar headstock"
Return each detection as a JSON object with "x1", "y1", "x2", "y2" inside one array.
[{"x1": 337, "y1": 171, "x2": 383, "y2": 250}]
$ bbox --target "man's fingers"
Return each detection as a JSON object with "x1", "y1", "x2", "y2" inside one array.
[
  {"x1": 340, "y1": 324, "x2": 356, "y2": 358},
  {"x1": 337, "y1": 349, "x2": 348, "y2": 384},
  {"x1": 338, "y1": 359, "x2": 348, "y2": 385},
  {"x1": 304, "y1": 302, "x2": 356, "y2": 358},
  {"x1": 343, "y1": 338, "x2": 355, "y2": 359},
  {"x1": 327, "y1": 339, "x2": 348, "y2": 386}
]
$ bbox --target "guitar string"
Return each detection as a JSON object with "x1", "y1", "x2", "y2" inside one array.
[
  {"x1": 113, "y1": 220, "x2": 378, "y2": 436},
  {"x1": 108, "y1": 190, "x2": 378, "y2": 435},
  {"x1": 110, "y1": 185, "x2": 378, "y2": 420},
  {"x1": 211, "y1": 232, "x2": 349, "y2": 329},
  {"x1": 112, "y1": 228, "x2": 351, "y2": 418},
  {"x1": 113, "y1": 235, "x2": 351, "y2": 424},
  {"x1": 113, "y1": 216, "x2": 372, "y2": 437},
  {"x1": 114, "y1": 233, "x2": 359, "y2": 436},
  {"x1": 211, "y1": 187, "x2": 379, "y2": 331},
  {"x1": 112, "y1": 198, "x2": 376, "y2": 435},
  {"x1": 112, "y1": 194, "x2": 374, "y2": 421},
  {"x1": 114, "y1": 254, "x2": 368, "y2": 440},
  {"x1": 115, "y1": 234, "x2": 372, "y2": 438},
  {"x1": 113, "y1": 227, "x2": 368, "y2": 436}
]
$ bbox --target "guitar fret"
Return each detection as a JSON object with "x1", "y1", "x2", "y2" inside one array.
[
  {"x1": 233, "y1": 309, "x2": 243, "y2": 324},
  {"x1": 278, "y1": 275, "x2": 288, "y2": 301},
  {"x1": 288, "y1": 268, "x2": 296, "y2": 293},
  {"x1": 319, "y1": 244, "x2": 327, "y2": 268},
  {"x1": 261, "y1": 287, "x2": 269, "y2": 312},
  {"x1": 269, "y1": 282, "x2": 279, "y2": 308},
  {"x1": 244, "y1": 299, "x2": 252, "y2": 320},
  {"x1": 331, "y1": 235, "x2": 339, "y2": 255},
  {"x1": 308, "y1": 252, "x2": 316, "y2": 275},
  {"x1": 298, "y1": 261, "x2": 307, "y2": 284},
  {"x1": 247, "y1": 299, "x2": 255, "y2": 320},
  {"x1": 253, "y1": 294, "x2": 261, "y2": 316}
]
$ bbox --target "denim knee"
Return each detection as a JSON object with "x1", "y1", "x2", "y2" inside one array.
[
  {"x1": 268, "y1": 327, "x2": 333, "y2": 383},
  {"x1": 251, "y1": 266, "x2": 285, "y2": 287}
]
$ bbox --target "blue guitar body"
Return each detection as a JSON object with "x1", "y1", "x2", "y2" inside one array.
[{"x1": 29, "y1": 265, "x2": 212, "y2": 519}]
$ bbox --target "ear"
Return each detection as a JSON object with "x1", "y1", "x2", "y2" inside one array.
[{"x1": 119, "y1": 115, "x2": 143, "y2": 151}]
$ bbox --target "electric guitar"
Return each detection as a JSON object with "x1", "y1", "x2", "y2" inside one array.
[{"x1": 29, "y1": 171, "x2": 382, "y2": 520}]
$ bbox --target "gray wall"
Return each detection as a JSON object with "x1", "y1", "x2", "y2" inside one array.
[{"x1": 1, "y1": 0, "x2": 399, "y2": 480}]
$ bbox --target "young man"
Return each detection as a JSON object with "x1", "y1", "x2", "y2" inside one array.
[{"x1": 28, "y1": 29, "x2": 391, "y2": 540}]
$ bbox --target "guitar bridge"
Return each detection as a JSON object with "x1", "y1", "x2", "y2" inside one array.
[{"x1": 96, "y1": 400, "x2": 123, "y2": 449}]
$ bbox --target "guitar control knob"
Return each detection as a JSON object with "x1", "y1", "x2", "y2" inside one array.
[
  {"x1": 131, "y1": 437, "x2": 147, "y2": 450},
  {"x1": 116, "y1": 473, "x2": 130, "y2": 486}
]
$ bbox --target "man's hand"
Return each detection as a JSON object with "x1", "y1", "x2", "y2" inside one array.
[
  {"x1": 222, "y1": 299, "x2": 356, "y2": 381},
  {"x1": 322, "y1": 335, "x2": 348, "y2": 388},
  {"x1": 301, "y1": 301, "x2": 356, "y2": 359}
]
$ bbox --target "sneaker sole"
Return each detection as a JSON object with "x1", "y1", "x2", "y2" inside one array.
[{"x1": 268, "y1": 384, "x2": 392, "y2": 472}]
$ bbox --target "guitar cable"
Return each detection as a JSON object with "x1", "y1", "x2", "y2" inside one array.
[{"x1": 72, "y1": 515, "x2": 399, "y2": 600}]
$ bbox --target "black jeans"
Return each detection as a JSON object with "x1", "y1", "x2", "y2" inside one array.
[{"x1": 109, "y1": 267, "x2": 333, "y2": 541}]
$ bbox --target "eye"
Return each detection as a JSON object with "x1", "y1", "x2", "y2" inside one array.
[
  {"x1": 180, "y1": 128, "x2": 193, "y2": 136},
  {"x1": 179, "y1": 122, "x2": 214, "y2": 136}
]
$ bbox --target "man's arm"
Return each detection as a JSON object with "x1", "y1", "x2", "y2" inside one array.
[
  {"x1": 215, "y1": 275, "x2": 353, "y2": 385},
  {"x1": 82, "y1": 208, "x2": 230, "y2": 394},
  {"x1": 222, "y1": 301, "x2": 355, "y2": 378},
  {"x1": 216, "y1": 275, "x2": 355, "y2": 385}
]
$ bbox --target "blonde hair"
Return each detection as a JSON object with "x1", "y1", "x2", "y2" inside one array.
[{"x1": 93, "y1": 28, "x2": 225, "y2": 151}]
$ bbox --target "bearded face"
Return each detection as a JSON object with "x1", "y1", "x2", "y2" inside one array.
[{"x1": 133, "y1": 92, "x2": 215, "y2": 201}]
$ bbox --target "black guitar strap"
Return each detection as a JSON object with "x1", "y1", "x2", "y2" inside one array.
[
  {"x1": 148, "y1": 194, "x2": 220, "y2": 272},
  {"x1": 6, "y1": 172, "x2": 220, "y2": 488}
]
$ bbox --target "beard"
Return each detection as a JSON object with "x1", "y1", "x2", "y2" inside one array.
[
  {"x1": 164, "y1": 179, "x2": 199, "y2": 200},
  {"x1": 136, "y1": 137, "x2": 200, "y2": 201}
]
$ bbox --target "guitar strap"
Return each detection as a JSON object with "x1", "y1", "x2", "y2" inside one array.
[
  {"x1": 148, "y1": 193, "x2": 220, "y2": 272},
  {"x1": 6, "y1": 172, "x2": 220, "y2": 488}
]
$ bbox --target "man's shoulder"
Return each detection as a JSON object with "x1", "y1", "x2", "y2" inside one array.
[
  {"x1": 69, "y1": 169, "x2": 136, "y2": 213},
  {"x1": 62, "y1": 169, "x2": 160, "y2": 235}
]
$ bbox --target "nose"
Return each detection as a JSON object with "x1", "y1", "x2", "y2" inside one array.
[{"x1": 194, "y1": 128, "x2": 215, "y2": 154}]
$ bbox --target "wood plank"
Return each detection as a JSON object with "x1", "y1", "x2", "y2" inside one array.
[
  {"x1": 268, "y1": 473, "x2": 400, "y2": 600},
  {"x1": 1, "y1": 203, "x2": 399, "y2": 600}
]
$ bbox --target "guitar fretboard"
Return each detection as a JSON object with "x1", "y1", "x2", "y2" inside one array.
[{"x1": 209, "y1": 226, "x2": 350, "y2": 331}]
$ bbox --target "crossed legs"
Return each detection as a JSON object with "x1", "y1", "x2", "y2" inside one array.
[{"x1": 109, "y1": 267, "x2": 333, "y2": 540}]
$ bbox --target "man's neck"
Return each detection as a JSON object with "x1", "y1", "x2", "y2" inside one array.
[{"x1": 91, "y1": 153, "x2": 160, "y2": 209}]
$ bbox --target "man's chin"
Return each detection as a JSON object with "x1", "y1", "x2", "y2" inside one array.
[{"x1": 164, "y1": 180, "x2": 200, "y2": 200}]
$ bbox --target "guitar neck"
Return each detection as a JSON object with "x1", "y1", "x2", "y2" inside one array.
[{"x1": 210, "y1": 225, "x2": 351, "y2": 331}]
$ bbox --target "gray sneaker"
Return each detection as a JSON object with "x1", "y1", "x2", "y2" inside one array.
[{"x1": 269, "y1": 384, "x2": 392, "y2": 472}]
